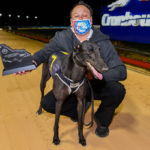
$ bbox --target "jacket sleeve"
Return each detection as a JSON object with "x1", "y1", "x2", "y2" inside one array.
[
  {"x1": 33, "y1": 32, "x2": 64, "y2": 67},
  {"x1": 98, "y1": 40, "x2": 127, "y2": 82}
]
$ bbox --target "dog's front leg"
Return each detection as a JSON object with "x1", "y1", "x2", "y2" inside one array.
[
  {"x1": 77, "y1": 98, "x2": 86, "y2": 146},
  {"x1": 53, "y1": 100, "x2": 63, "y2": 145},
  {"x1": 37, "y1": 63, "x2": 50, "y2": 115}
]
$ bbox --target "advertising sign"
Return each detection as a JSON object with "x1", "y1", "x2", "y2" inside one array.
[{"x1": 101, "y1": 0, "x2": 150, "y2": 44}]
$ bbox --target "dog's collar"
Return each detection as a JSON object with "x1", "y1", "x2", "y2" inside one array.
[{"x1": 55, "y1": 70, "x2": 85, "y2": 95}]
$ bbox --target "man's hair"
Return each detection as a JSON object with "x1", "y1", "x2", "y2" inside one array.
[{"x1": 70, "y1": 1, "x2": 93, "y2": 18}]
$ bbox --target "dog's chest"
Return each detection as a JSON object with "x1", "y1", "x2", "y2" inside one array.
[{"x1": 55, "y1": 70, "x2": 85, "y2": 94}]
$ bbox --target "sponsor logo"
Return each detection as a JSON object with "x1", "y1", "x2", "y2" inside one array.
[
  {"x1": 2, "y1": 49, "x2": 8, "y2": 55},
  {"x1": 77, "y1": 22, "x2": 87, "y2": 31},
  {"x1": 102, "y1": 11, "x2": 150, "y2": 27},
  {"x1": 108, "y1": 0, "x2": 130, "y2": 11}
]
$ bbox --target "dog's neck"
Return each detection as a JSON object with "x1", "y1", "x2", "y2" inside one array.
[{"x1": 61, "y1": 53, "x2": 86, "y2": 82}]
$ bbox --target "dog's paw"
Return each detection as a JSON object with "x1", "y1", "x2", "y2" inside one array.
[
  {"x1": 79, "y1": 138, "x2": 86, "y2": 146},
  {"x1": 53, "y1": 137, "x2": 60, "y2": 145},
  {"x1": 36, "y1": 108, "x2": 42, "y2": 115}
]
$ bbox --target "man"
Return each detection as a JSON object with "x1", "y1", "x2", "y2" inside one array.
[{"x1": 32, "y1": 1, "x2": 127, "y2": 137}]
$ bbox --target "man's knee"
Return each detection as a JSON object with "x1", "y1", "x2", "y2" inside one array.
[
  {"x1": 106, "y1": 82, "x2": 126, "y2": 107},
  {"x1": 98, "y1": 81, "x2": 126, "y2": 108}
]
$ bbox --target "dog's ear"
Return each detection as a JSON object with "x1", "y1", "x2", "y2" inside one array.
[{"x1": 73, "y1": 44, "x2": 81, "y2": 53}]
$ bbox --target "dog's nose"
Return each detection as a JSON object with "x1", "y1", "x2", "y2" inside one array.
[{"x1": 102, "y1": 67, "x2": 109, "y2": 72}]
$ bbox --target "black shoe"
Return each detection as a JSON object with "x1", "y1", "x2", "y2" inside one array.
[
  {"x1": 94, "y1": 116, "x2": 109, "y2": 137},
  {"x1": 70, "y1": 101, "x2": 92, "y2": 122}
]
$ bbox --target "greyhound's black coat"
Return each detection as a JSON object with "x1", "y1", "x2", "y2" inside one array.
[
  {"x1": 37, "y1": 40, "x2": 108, "y2": 146},
  {"x1": 48, "y1": 51, "x2": 85, "y2": 94}
]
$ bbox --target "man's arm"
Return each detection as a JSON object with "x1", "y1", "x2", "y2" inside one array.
[
  {"x1": 102, "y1": 65, "x2": 127, "y2": 82},
  {"x1": 98, "y1": 40, "x2": 127, "y2": 82},
  {"x1": 33, "y1": 32, "x2": 64, "y2": 67}
]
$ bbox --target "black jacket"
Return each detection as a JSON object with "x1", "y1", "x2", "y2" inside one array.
[{"x1": 33, "y1": 27, "x2": 127, "y2": 82}]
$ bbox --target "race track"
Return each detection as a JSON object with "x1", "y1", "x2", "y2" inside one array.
[{"x1": 0, "y1": 30, "x2": 150, "y2": 150}]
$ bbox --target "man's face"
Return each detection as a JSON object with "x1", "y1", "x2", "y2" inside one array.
[{"x1": 70, "y1": 5, "x2": 93, "y2": 27}]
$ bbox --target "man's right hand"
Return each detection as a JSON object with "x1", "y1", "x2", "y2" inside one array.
[
  {"x1": 14, "y1": 70, "x2": 32, "y2": 75},
  {"x1": 14, "y1": 60, "x2": 37, "y2": 75},
  {"x1": 86, "y1": 71, "x2": 93, "y2": 80}
]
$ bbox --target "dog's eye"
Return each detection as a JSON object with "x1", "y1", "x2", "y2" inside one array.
[
  {"x1": 87, "y1": 49, "x2": 93, "y2": 55},
  {"x1": 87, "y1": 53, "x2": 95, "y2": 61}
]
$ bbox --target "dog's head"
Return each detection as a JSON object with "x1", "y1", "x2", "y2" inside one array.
[{"x1": 73, "y1": 40, "x2": 108, "y2": 80}]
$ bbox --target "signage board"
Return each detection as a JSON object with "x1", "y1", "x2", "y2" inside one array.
[{"x1": 101, "y1": 0, "x2": 150, "y2": 44}]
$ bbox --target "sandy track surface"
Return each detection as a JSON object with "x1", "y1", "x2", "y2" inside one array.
[{"x1": 0, "y1": 30, "x2": 150, "y2": 150}]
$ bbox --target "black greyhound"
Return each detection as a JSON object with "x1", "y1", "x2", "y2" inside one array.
[{"x1": 37, "y1": 40, "x2": 108, "y2": 146}]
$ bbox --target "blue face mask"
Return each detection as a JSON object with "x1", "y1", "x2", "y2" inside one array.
[{"x1": 73, "y1": 19, "x2": 91, "y2": 35}]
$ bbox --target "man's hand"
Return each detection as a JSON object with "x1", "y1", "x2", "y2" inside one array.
[
  {"x1": 14, "y1": 60, "x2": 37, "y2": 75},
  {"x1": 14, "y1": 70, "x2": 32, "y2": 75},
  {"x1": 85, "y1": 71, "x2": 93, "y2": 80}
]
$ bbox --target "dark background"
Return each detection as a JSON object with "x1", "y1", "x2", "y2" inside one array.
[{"x1": 0, "y1": 0, "x2": 115, "y2": 26}]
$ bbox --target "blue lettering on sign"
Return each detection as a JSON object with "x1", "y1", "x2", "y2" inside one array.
[{"x1": 101, "y1": 0, "x2": 150, "y2": 44}]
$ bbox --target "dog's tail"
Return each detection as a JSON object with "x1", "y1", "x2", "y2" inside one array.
[{"x1": 83, "y1": 78, "x2": 94, "y2": 128}]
